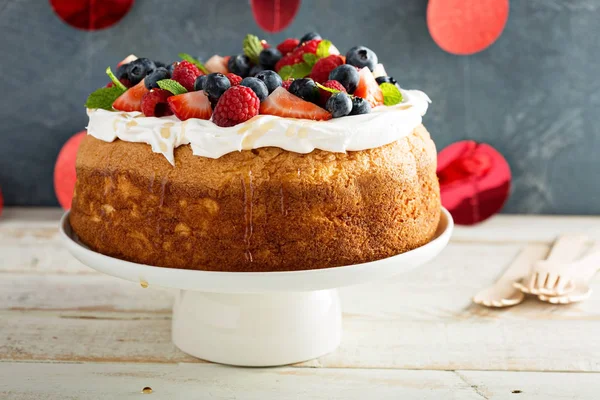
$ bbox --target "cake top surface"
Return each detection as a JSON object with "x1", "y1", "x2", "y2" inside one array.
[{"x1": 84, "y1": 32, "x2": 430, "y2": 162}]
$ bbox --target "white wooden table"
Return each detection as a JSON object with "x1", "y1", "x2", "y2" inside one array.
[{"x1": 1, "y1": 208, "x2": 600, "y2": 399}]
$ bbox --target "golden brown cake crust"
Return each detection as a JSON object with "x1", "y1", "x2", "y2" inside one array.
[{"x1": 70, "y1": 124, "x2": 440, "y2": 272}]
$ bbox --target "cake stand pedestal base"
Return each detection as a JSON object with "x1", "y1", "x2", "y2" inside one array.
[{"x1": 172, "y1": 289, "x2": 341, "y2": 366}]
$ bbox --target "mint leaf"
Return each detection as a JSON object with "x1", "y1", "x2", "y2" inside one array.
[
  {"x1": 106, "y1": 66, "x2": 127, "y2": 91},
  {"x1": 315, "y1": 82, "x2": 342, "y2": 95},
  {"x1": 157, "y1": 79, "x2": 188, "y2": 95},
  {"x1": 278, "y1": 63, "x2": 312, "y2": 80},
  {"x1": 178, "y1": 53, "x2": 209, "y2": 74},
  {"x1": 85, "y1": 86, "x2": 125, "y2": 110},
  {"x1": 302, "y1": 53, "x2": 318, "y2": 67},
  {"x1": 243, "y1": 34, "x2": 263, "y2": 64},
  {"x1": 380, "y1": 83, "x2": 403, "y2": 106},
  {"x1": 316, "y1": 40, "x2": 332, "y2": 59}
]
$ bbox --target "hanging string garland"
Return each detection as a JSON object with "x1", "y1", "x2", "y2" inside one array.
[
  {"x1": 250, "y1": 0, "x2": 301, "y2": 33},
  {"x1": 54, "y1": 131, "x2": 86, "y2": 210},
  {"x1": 427, "y1": 0, "x2": 509, "y2": 55},
  {"x1": 49, "y1": 0, "x2": 134, "y2": 31},
  {"x1": 437, "y1": 140, "x2": 511, "y2": 225}
]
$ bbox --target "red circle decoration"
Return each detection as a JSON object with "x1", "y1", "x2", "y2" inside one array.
[
  {"x1": 251, "y1": 0, "x2": 301, "y2": 33},
  {"x1": 54, "y1": 131, "x2": 86, "y2": 210},
  {"x1": 50, "y1": 0, "x2": 134, "y2": 31},
  {"x1": 437, "y1": 140, "x2": 511, "y2": 225},
  {"x1": 427, "y1": 0, "x2": 509, "y2": 55}
]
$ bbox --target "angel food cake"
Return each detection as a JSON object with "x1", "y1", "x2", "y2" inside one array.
[{"x1": 71, "y1": 32, "x2": 440, "y2": 272}]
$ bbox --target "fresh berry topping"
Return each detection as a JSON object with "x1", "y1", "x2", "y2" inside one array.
[
  {"x1": 226, "y1": 73, "x2": 242, "y2": 86},
  {"x1": 167, "y1": 90, "x2": 212, "y2": 121},
  {"x1": 249, "y1": 64, "x2": 265, "y2": 77},
  {"x1": 194, "y1": 75, "x2": 208, "y2": 91},
  {"x1": 127, "y1": 58, "x2": 156, "y2": 85},
  {"x1": 317, "y1": 80, "x2": 346, "y2": 107},
  {"x1": 277, "y1": 38, "x2": 300, "y2": 55},
  {"x1": 240, "y1": 77, "x2": 269, "y2": 102},
  {"x1": 375, "y1": 76, "x2": 397, "y2": 86},
  {"x1": 144, "y1": 67, "x2": 171, "y2": 90},
  {"x1": 106, "y1": 78, "x2": 131, "y2": 88},
  {"x1": 112, "y1": 80, "x2": 149, "y2": 112},
  {"x1": 167, "y1": 62, "x2": 176, "y2": 75},
  {"x1": 275, "y1": 39, "x2": 321, "y2": 72},
  {"x1": 328, "y1": 64, "x2": 360, "y2": 93},
  {"x1": 116, "y1": 63, "x2": 129, "y2": 80},
  {"x1": 154, "y1": 61, "x2": 166, "y2": 69},
  {"x1": 117, "y1": 54, "x2": 137, "y2": 67},
  {"x1": 259, "y1": 48, "x2": 282, "y2": 70},
  {"x1": 212, "y1": 86, "x2": 260, "y2": 127},
  {"x1": 172, "y1": 61, "x2": 203, "y2": 92},
  {"x1": 310, "y1": 54, "x2": 344, "y2": 83},
  {"x1": 261, "y1": 39, "x2": 270, "y2": 48},
  {"x1": 260, "y1": 87, "x2": 332, "y2": 121},
  {"x1": 203, "y1": 73, "x2": 231, "y2": 100},
  {"x1": 255, "y1": 70, "x2": 282, "y2": 94},
  {"x1": 325, "y1": 92, "x2": 352, "y2": 118},
  {"x1": 205, "y1": 55, "x2": 229, "y2": 74},
  {"x1": 289, "y1": 78, "x2": 320, "y2": 104},
  {"x1": 345, "y1": 46, "x2": 378, "y2": 72},
  {"x1": 282, "y1": 79, "x2": 294, "y2": 91},
  {"x1": 227, "y1": 55, "x2": 251, "y2": 78},
  {"x1": 300, "y1": 32, "x2": 322, "y2": 44},
  {"x1": 141, "y1": 89, "x2": 173, "y2": 117},
  {"x1": 349, "y1": 96, "x2": 371, "y2": 115},
  {"x1": 354, "y1": 67, "x2": 384, "y2": 107}
]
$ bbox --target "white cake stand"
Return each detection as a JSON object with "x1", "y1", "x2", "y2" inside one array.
[{"x1": 60, "y1": 208, "x2": 453, "y2": 367}]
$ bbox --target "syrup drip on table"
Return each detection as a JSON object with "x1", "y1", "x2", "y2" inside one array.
[
  {"x1": 140, "y1": 280, "x2": 149, "y2": 288},
  {"x1": 141, "y1": 386, "x2": 153, "y2": 394},
  {"x1": 241, "y1": 171, "x2": 254, "y2": 262}
]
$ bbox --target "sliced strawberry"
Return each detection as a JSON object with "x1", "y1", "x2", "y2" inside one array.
[
  {"x1": 167, "y1": 91, "x2": 212, "y2": 121},
  {"x1": 205, "y1": 55, "x2": 229, "y2": 74},
  {"x1": 112, "y1": 80, "x2": 149, "y2": 112},
  {"x1": 354, "y1": 67, "x2": 384, "y2": 107},
  {"x1": 260, "y1": 87, "x2": 331, "y2": 121},
  {"x1": 117, "y1": 54, "x2": 137, "y2": 67},
  {"x1": 275, "y1": 39, "x2": 320, "y2": 72}
]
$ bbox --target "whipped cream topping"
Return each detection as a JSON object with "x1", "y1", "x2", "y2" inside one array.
[{"x1": 86, "y1": 89, "x2": 430, "y2": 165}]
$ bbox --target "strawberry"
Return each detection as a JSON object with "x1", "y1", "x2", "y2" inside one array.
[
  {"x1": 354, "y1": 67, "x2": 384, "y2": 107},
  {"x1": 309, "y1": 55, "x2": 344, "y2": 83},
  {"x1": 260, "y1": 87, "x2": 332, "y2": 121},
  {"x1": 112, "y1": 80, "x2": 149, "y2": 112},
  {"x1": 167, "y1": 91, "x2": 212, "y2": 121},
  {"x1": 117, "y1": 54, "x2": 137, "y2": 67},
  {"x1": 277, "y1": 38, "x2": 300, "y2": 55},
  {"x1": 205, "y1": 55, "x2": 229, "y2": 74},
  {"x1": 275, "y1": 39, "x2": 321, "y2": 72}
]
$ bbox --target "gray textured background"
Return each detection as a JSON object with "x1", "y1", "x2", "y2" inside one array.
[{"x1": 0, "y1": 0, "x2": 598, "y2": 213}]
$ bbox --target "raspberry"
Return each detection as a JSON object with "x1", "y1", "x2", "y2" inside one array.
[
  {"x1": 226, "y1": 73, "x2": 242, "y2": 86},
  {"x1": 277, "y1": 38, "x2": 300, "y2": 55},
  {"x1": 141, "y1": 89, "x2": 173, "y2": 117},
  {"x1": 172, "y1": 61, "x2": 203, "y2": 92},
  {"x1": 106, "y1": 78, "x2": 131, "y2": 88},
  {"x1": 310, "y1": 55, "x2": 344, "y2": 83},
  {"x1": 275, "y1": 39, "x2": 321, "y2": 72},
  {"x1": 212, "y1": 86, "x2": 260, "y2": 127},
  {"x1": 282, "y1": 79, "x2": 293, "y2": 91},
  {"x1": 318, "y1": 80, "x2": 346, "y2": 107}
]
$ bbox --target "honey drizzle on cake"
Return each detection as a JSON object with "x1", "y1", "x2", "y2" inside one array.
[
  {"x1": 239, "y1": 120, "x2": 277, "y2": 150},
  {"x1": 241, "y1": 171, "x2": 254, "y2": 262}
]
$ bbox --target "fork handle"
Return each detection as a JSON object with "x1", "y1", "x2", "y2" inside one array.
[
  {"x1": 500, "y1": 244, "x2": 549, "y2": 282},
  {"x1": 546, "y1": 234, "x2": 589, "y2": 263},
  {"x1": 567, "y1": 243, "x2": 600, "y2": 279}
]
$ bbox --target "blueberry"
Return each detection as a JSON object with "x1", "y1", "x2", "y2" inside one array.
[
  {"x1": 144, "y1": 67, "x2": 171, "y2": 90},
  {"x1": 249, "y1": 64, "x2": 265, "y2": 77},
  {"x1": 154, "y1": 61, "x2": 167, "y2": 69},
  {"x1": 203, "y1": 73, "x2": 231, "y2": 100},
  {"x1": 127, "y1": 58, "x2": 156, "y2": 84},
  {"x1": 329, "y1": 65, "x2": 360, "y2": 93},
  {"x1": 227, "y1": 54, "x2": 251, "y2": 78},
  {"x1": 116, "y1": 63, "x2": 129, "y2": 80},
  {"x1": 349, "y1": 97, "x2": 371, "y2": 115},
  {"x1": 241, "y1": 77, "x2": 269, "y2": 102},
  {"x1": 288, "y1": 78, "x2": 320, "y2": 104},
  {"x1": 300, "y1": 32, "x2": 322, "y2": 44},
  {"x1": 345, "y1": 46, "x2": 378, "y2": 72},
  {"x1": 166, "y1": 62, "x2": 176, "y2": 75},
  {"x1": 259, "y1": 48, "x2": 282, "y2": 69},
  {"x1": 255, "y1": 70, "x2": 282, "y2": 94},
  {"x1": 194, "y1": 75, "x2": 208, "y2": 91},
  {"x1": 375, "y1": 76, "x2": 397, "y2": 86},
  {"x1": 326, "y1": 92, "x2": 352, "y2": 118}
]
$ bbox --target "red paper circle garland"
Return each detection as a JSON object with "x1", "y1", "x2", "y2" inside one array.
[
  {"x1": 427, "y1": 0, "x2": 509, "y2": 55},
  {"x1": 54, "y1": 131, "x2": 86, "y2": 210},
  {"x1": 50, "y1": 0, "x2": 134, "y2": 31},
  {"x1": 437, "y1": 140, "x2": 511, "y2": 225},
  {"x1": 251, "y1": 0, "x2": 301, "y2": 33}
]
